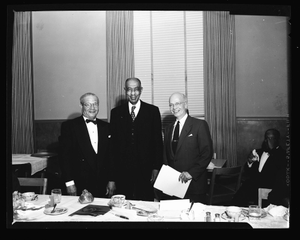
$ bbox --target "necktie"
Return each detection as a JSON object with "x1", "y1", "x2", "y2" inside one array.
[
  {"x1": 172, "y1": 121, "x2": 180, "y2": 154},
  {"x1": 86, "y1": 119, "x2": 97, "y2": 125},
  {"x1": 131, "y1": 106, "x2": 136, "y2": 121}
]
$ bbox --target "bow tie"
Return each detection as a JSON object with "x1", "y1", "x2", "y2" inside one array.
[{"x1": 86, "y1": 119, "x2": 97, "y2": 125}]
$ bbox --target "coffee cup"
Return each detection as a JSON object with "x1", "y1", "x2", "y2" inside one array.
[
  {"x1": 111, "y1": 194, "x2": 126, "y2": 207},
  {"x1": 22, "y1": 192, "x2": 36, "y2": 201}
]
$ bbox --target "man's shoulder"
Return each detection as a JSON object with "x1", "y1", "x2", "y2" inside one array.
[
  {"x1": 111, "y1": 102, "x2": 127, "y2": 113},
  {"x1": 62, "y1": 116, "x2": 82, "y2": 126},
  {"x1": 187, "y1": 116, "x2": 208, "y2": 125},
  {"x1": 96, "y1": 118, "x2": 109, "y2": 127},
  {"x1": 141, "y1": 100, "x2": 159, "y2": 111}
]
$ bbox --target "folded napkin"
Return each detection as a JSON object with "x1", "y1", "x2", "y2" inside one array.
[
  {"x1": 265, "y1": 204, "x2": 287, "y2": 217},
  {"x1": 69, "y1": 204, "x2": 111, "y2": 217},
  {"x1": 206, "y1": 162, "x2": 215, "y2": 170}
]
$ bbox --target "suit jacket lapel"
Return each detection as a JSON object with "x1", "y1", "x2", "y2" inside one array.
[
  {"x1": 166, "y1": 123, "x2": 175, "y2": 158},
  {"x1": 75, "y1": 117, "x2": 97, "y2": 166}
]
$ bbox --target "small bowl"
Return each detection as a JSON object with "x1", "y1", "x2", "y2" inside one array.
[
  {"x1": 111, "y1": 194, "x2": 126, "y2": 208},
  {"x1": 22, "y1": 192, "x2": 36, "y2": 201},
  {"x1": 226, "y1": 206, "x2": 242, "y2": 218}
]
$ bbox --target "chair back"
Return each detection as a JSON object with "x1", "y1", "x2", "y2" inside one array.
[
  {"x1": 18, "y1": 177, "x2": 48, "y2": 195},
  {"x1": 258, "y1": 188, "x2": 272, "y2": 208},
  {"x1": 207, "y1": 165, "x2": 243, "y2": 205}
]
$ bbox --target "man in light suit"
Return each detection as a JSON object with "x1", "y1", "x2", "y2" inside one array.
[
  {"x1": 110, "y1": 78, "x2": 163, "y2": 201},
  {"x1": 163, "y1": 92, "x2": 213, "y2": 203},
  {"x1": 59, "y1": 93, "x2": 115, "y2": 197}
]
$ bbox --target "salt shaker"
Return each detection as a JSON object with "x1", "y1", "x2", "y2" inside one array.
[
  {"x1": 205, "y1": 212, "x2": 211, "y2": 222},
  {"x1": 214, "y1": 213, "x2": 221, "y2": 222}
]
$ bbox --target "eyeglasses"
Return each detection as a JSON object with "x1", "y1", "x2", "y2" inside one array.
[
  {"x1": 82, "y1": 102, "x2": 99, "y2": 108},
  {"x1": 125, "y1": 87, "x2": 141, "y2": 93},
  {"x1": 169, "y1": 102, "x2": 184, "y2": 108}
]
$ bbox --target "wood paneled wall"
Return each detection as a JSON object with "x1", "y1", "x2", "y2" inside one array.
[{"x1": 35, "y1": 117, "x2": 288, "y2": 167}]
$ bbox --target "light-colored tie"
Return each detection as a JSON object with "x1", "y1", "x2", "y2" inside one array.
[{"x1": 131, "y1": 106, "x2": 136, "y2": 121}]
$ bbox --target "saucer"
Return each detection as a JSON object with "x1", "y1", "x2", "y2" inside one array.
[
  {"x1": 241, "y1": 209, "x2": 267, "y2": 218},
  {"x1": 221, "y1": 211, "x2": 246, "y2": 221},
  {"x1": 44, "y1": 207, "x2": 68, "y2": 215},
  {"x1": 107, "y1": 199, "x2": 127, "y2": 208}
]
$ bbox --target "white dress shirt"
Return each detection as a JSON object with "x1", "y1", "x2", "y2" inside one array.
[
  {"x1": 128, "y1": 100, "x2": 141, "y2": 117},
  {"x1": 172, "y1": 113, "x2": 188, "y2": 139},
  {"x1": 83, "y1": 116, "x2": 98, "y2": 154},
  {"x1": 258, "y1": 151, "x2": 270, "y2": 172}
]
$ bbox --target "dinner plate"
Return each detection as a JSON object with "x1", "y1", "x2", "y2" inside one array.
[
  {"x1": 21, "y1": 202, "x2": 44, "y2": 211},
  {"x1": 132, "y1": 202, "x2": 158, "y2": 214},
  {"x1": 44, "y1": 207, "x2": 68, "y2": 215},
  {"x1": 221, "y1": 212, "x2": 246, "y2": 221},
  {"x1": 241, "y1": 209, "x2": 267, "y2": 218}
]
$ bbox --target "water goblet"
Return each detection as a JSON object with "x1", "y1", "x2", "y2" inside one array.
[{"x1": 51, "y1": 189, "x2": 62, "y2": 204}]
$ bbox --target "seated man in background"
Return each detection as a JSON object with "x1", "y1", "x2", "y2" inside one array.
[{"x1": 232, "y1": 129, "x2": 289, "y2": 207}]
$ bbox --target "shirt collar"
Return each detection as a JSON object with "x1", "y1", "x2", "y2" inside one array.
[
  {"x1": 128, "y1": 100, "x2": 141, "y2": 113},
  {"x1": 82, "y1": 115, "x2": 96, "y2": 122},
  {"x1": 175, "y1": 113, "x2": 188, "y2": 126}
]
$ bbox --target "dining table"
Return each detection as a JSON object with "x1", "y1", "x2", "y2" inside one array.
[
  {"x1": 10, "y1": 194, "x2": 289, "y2": 229},
  {"x1": 12, "y1": 154, "x2": 53, "y2": 176}
]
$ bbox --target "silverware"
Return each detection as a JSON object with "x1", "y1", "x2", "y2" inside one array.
[
  {"x1": 51, "y1": 204, "x2": 57, "y2": 213},
  {"x1": 188, "y1": 201, "x2": 194, "y2": 212}
]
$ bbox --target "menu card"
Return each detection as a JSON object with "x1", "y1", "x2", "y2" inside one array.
[{"x1": 154, "y1": 165, "x2": 191, "y2": 198}]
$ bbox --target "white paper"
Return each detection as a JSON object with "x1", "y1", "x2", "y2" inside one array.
[
  {"x1": 154, "y1": 165, "x2": 191, "y2": 198},
  {"x1": 159, "y1": 199, "x2": 191, "y2": 211}
]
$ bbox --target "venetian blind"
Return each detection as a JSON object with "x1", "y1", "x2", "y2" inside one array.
[{"x1": 133, "y1": 11, "x2": 204, "y2": 127}]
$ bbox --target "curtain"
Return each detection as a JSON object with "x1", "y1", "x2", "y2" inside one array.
[
  {"x1": 203, "y1": 11, "x2": 237, "y2": 167},
  {"x1": 106, "y1": 11, "x2": 135, "y2": 121},
  {"x1": 11, "y1": 11, "x2": 35, "y2": 154}
]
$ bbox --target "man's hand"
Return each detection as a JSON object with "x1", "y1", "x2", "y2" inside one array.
[
  {"x1": 150, "y1": 169, "x2": 159, "y2": 184},
  {"x1": 66, "y1": 184, "x2": 77, "y2": 196},
  {"x1": 178, "y1": 171, "x2": 192, "y2": 183},
  {"x1": 106, "y1": 181, "x2": 116, "y2": 197}
]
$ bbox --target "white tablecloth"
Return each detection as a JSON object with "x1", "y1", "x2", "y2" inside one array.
[
  {"x1": 12, "y1": 195, "x2": 289, "y2": 228},
  {"x1": 12, "y1": 154, "x2": 48, "y2": 175}
]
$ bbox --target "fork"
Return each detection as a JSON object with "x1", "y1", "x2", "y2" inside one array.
[{"x1": 51, "y1": 204, "x2": 57, "y2": 213}]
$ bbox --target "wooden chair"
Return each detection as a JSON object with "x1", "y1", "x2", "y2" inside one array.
[
  {"x1": 207, "y1": 165, "x2": 243, "y2": 205},
  {"x1": 258, "y1": 188, "x2": 272, "y2": 208},
  {"x1": 18, "y1": 177, "x2": 48, "y2": 195}
]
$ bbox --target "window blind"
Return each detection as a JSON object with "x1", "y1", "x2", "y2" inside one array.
[{"x1": 133, "y1": 11, "x2": 204, "y2": 126}]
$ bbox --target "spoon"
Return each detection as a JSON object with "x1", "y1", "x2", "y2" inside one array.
[{"x1": 51, "y1": 203, "x2": 57, "y2": 213}]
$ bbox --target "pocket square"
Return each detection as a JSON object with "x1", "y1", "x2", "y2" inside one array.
[{"x1": 188, "y1": 134, "x2": 193, "y2": 137}]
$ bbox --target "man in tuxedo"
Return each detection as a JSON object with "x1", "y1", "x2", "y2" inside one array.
[
  {"x1": 231, "y1": 129, "x2": 288, "y2": 207},
  {"x1": 110, "y1": 78, "x2": 163, "y2": 201},
  {"x1": 163, "y1": 92, "x2": 213, "y2": 203},
  {"x1": 59, "y1": 93, "x2": 115, "y2": 197}
]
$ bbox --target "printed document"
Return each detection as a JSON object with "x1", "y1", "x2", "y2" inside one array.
[{"x1": 154, "y1": 165, "x2": 191, "y2": 198}]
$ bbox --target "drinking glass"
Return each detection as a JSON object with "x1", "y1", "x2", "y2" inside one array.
[
  {"x1": 248, "y1": 205, "x2": 261, "y2": 220},
  {"x1": 51, "y1": 189, "x2": 62, "y2": 204}
]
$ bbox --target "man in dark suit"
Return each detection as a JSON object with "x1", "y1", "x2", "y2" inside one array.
[
  {"x1": 231, "y1": 129, "x2": 288, "y2": 207},
  {"x1": 59, "y1": 93, "x2": 115, "y2": 198},
  {"x1": 110, "y1": 78, "x2": 163, "y2": 201},
  {"x1": 163, "y1": 92, "x2": 213, "y2": 203}
]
